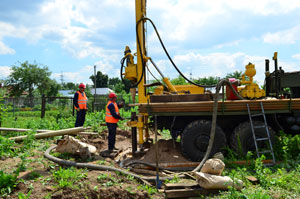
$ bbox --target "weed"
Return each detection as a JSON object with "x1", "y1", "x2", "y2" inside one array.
[
  {"x1": 137, "y1": 184, "x2": 157, "y2": 195},
  {"x1": 27, "y1": 171, "x2": 41, "y2": 180},
  {"x1": 0, "y1": 170, "x2": 19, "y2": 196},
  {"x1": 52, "y1": 167, "x2": 87, "y2": 188},
  {"x1": 255, "y1": 155, "x2": 271, "y2": 188},
  {"x1": 93, "y1": 185, "x2": 98, "y2": 191},
  {"x1": 126, "y1": 186, "x2": 136, "y2": 194},
  {"x1": 17, "y1": 190, "x2": 32, "y2": 199},
  {"x1": 44, "y1": 193, "x2": 52, "y2": 199},
  {"x1": 97, "y1": 173, "x2": 108, "y2": 182},
  {"x1": 164, "y1": 174, "x2": 180, "y2": 184},
  {"x1": 96, "y1": 160, "x2": 106, "y2": 165},
  {"x1": 159, "y1": 129, "x2": 171, "y2": 140},
  {"x1": 103, "y1": 181, "x2": 114, "y2": 187}
]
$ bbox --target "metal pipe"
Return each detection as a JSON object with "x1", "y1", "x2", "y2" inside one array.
[
  {"x1": 273, "y1": 52, "x2": 279, "y2": 98},
  {"x1": 131, "y1": 112, "x2": 137, "y2": 156},
  {"x1": 9, "y1": 127, "x2": 85, "y2": 142},
  {"x1": 149, "y1": 58, "x2": 164, "y2": 78},
  {"x1": 138, "y1": 115, "x2": 144, "y2": 144}
]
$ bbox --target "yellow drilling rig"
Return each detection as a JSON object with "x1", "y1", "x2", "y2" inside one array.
[{"x1": 121, "y1": 0, "x2": 300, "y2": 162}]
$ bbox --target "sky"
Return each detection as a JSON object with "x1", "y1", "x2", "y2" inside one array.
[{"x1": 0, "y1": 0, "x2": 300, "y2": 86}]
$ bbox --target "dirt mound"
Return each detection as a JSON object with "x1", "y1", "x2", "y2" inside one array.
[
  {"x1": 79, "y1": 129, "x2": 132, "y2": 153},
  {"x1": 141, "y1": 139, "x2": 189, "y2": 163}
]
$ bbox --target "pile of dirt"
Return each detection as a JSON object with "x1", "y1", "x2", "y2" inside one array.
[
  {"x1": 140, "y1": 139, "x2": 190, "y2": 163},
  {"x1": 79, "y1": 129, "x2": 132, "y2": 153}
]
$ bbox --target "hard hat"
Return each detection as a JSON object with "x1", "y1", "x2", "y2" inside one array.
[
  {"x1": 79, "y1": 83, "x2": 86, "y2": 88},
  {"x1": 108, "y1": 92, "x2": 117, "y2": 98}
]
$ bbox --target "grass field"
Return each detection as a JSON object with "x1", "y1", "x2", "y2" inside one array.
[{"x1": 1, "y1": 110, "x2": 300, "y2": 198}]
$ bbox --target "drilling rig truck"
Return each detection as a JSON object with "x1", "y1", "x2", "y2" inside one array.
[{"x1": 122, "y1": 0, "x2": 300, "y2": 162}]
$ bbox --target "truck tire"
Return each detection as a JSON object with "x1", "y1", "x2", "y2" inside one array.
[
  {"x1": 230, "y1": 121, "x2": 275, "y2": 156},
  {"x1": 180, "y1": 120, "x2": 227, "y2": 162}
]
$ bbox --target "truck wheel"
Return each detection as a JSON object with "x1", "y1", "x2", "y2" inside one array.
[
  {"x1": 180, "y1": 120, "x2": 226, "y2": 162},
  {"x1": 230, "y1": 121, "x2": 275, "y2": 156}
]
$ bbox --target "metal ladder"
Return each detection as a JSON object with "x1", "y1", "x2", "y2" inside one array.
[{"x1": 247, "y1": 102, "x2": 276, "y2": 164}]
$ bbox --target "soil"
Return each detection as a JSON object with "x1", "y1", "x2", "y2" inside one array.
[
  {"x1": 140, "y1": 139, "x2": 190, "y2": 163},
  {"x1": 1, "y1": 129, "x2": 169, "y2": 199}
]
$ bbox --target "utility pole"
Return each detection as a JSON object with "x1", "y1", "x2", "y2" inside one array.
[
  {"x1": 60, "y1": 71, "x2": 64, "y2": 85},
  {"x1": 93, "y1": 65, "x2": 96, "y2": 112}
]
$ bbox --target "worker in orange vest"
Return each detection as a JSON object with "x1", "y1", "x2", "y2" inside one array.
[
  {"x1": 74, "y1": 83, "x2": 88, "y2": 127},
  {"x1": 105, "y1": 92, "x2": 124, "y2": 152}
]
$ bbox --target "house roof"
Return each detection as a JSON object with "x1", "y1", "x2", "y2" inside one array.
[{"x1": 90, "y1": 88, "x2": 113, "y2": 95}]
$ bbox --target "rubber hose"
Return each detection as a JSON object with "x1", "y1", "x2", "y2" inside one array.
[
  {"x1": 192, "y1": 79, "x2": 244, "y2": 172},
  {"x1": 44, "y1": 145, "x2": 184, "y2": 184},
  {"x1": 123, "y1": 160, "x2": 195, "y2": 171}
]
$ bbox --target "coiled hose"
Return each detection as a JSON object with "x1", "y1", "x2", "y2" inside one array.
[{"x1": 44, "y1": 145, "x2": 185, "y2": 186}]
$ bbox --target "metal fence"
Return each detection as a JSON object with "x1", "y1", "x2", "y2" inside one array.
[{"x1": 0, "y1": 93, "x2": 135, "y2": 119}]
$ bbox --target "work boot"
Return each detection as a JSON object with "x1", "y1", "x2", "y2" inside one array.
[
  {"x1": 113, "y1": 147, "x2": 119, "y2": 151},
  {"x1": 107, "y1": 149, "x2": 113, "y2": 154}
]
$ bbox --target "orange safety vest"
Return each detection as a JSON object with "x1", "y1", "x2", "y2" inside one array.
[
  {"x1": 75, "y1": 91, "x2": 87, "y2": 110},
  {"x1": 105, "y1": 100, "x2": 119, "y2": 123}
]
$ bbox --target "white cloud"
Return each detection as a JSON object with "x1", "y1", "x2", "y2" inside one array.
[
  {"x1": 157, "y1": 52, "x2": 267, "y2": 85},
  {"x1": 0, "y1": 66, "x2": 12, "y2": 78},
  {"x1": 263, "y1": 25, "x2": 300, "y2": 44},
  {"x1": 224, "y1": 0, "x2": 300, "y2": 15},
  {"x1": 0, "y1": 41, "x2": 15, "y2": 55},
  {"x1": 292, "y1": 54, "x2": 300, "y2": 60}
]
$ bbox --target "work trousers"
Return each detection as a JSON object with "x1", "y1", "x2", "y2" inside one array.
[
  {"x1": 106, "y1": 122, "x2": 117, "y2": 150},
  {"x1": 75, "y1": 109, "x2": 86, "y2": 127}
]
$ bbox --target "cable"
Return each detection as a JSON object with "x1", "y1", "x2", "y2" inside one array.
[{"x1": 141, "y1": 17, "x2": 216, "y2": 88}]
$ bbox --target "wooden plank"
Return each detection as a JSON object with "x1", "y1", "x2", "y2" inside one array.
[
  {"x1": 138, "y1": 98, "x2": 300, "y2": 114},
  {"x1": 165, "y1": 183, "x2": 199, "y2": 190},
  {"x1": 150, "y1": 94, "x2": 212, "y2": 103},
  {"x1": 130, "y1": 168, "x2": 166, "y2": 176},
  {"x1": 165, "y1": 188, "x2": 219, "y2": 198}
]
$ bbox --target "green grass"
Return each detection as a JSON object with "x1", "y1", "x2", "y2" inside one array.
[
  {"x1": 52, "y1": 167, "x2": 87, "y2": 189},
  {"x1": 1, "y1": 108, "x2": 300, "y2": 199},
  {"x1": 0, "y1": 170, "x2": 19, "y2": 196}
]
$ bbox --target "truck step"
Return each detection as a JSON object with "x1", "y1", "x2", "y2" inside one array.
[
  {"x1": 258, "y1": 150, "x2": 272, "y2": 154},
  {"x1": 253, "y1": 125, "x2": 266, "y2": 128},
  {"x1": 251, "y1": 113, "x2": 263, "y2": 117},
  {"x1": 256, "y1": 137, "x2": 269, "y2": 141}
]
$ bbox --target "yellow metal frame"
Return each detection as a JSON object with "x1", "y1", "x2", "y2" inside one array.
[
  {"x1": 124, "y1": 0, "x2": 205, "y2": 145},
  {"x1": 239, "y1": 63, "x2": 266, "y2": 99}
]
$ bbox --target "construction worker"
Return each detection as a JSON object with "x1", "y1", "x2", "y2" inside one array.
[
  {"x1": 74, "y1": 83, "x2": 88, "y2": 127},
  {"x1": 105, "y1": 92, "x2": 124, "y2": 152}
]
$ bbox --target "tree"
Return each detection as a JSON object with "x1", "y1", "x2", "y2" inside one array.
[
  {"x1": 43, "y1": 79, "x2": 60, "y2": 97},
  {"x1": 107, "y1": 77, "x2": 130, "y2": 93},
  {"x1": 6, "y1": 61, "x2": 52, "y2": 98},
  {"x1": 62, "y1": 82, "x2": 77, "y2": 91},
  {"x1": 171, "y1": 76, "x2": 188, "y2": 85},
  {"x1": 89, "y1": 71, "x2": 108, "y2": 88},
  {"x1": 194, "y1": 76, "x2": 219, "y2": 86},
  {"x1": 225, "y1": 71, "x2": 243, "y2": 80},
  {"x1": 108, "y1": 77, "x2": 121, "y2": 88}
]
